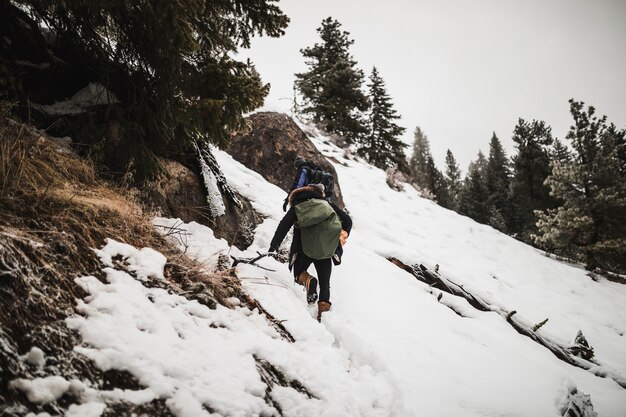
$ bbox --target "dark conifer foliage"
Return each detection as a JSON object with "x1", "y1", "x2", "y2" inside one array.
[
  {"x1": 485, "y1": 133, "x2": 512, "y2": 232},
  {"x1": 1, "y1": 0, "x2": 288, "y2": 180},
  {"x1": 357, "y1": 67, "x2": 407, "y2": 170},
  {"x1": 427, "y1": 155, "x2": 453, "y2": 208},
  {"x1": 408, "y1": 127, "x2": 432, "y2": 190},
  {"x1": 295, "y1": 17, "x2": 369, "y2": 144},
  {"x1": 458, "y1": 151, "x2": 490, "y2": 224},
  {"x1": 535, "y1": 100, "x2": 626, "y2": 272},
  {"x1": 444, "y1": 149, "x2": 463, "y2": 209},
  {"x1": 552, "y1": 138, "x2": 573, "y2": 164},
  {"x1": 509, "y1": 119, "x2": 556, "y2": 241}
]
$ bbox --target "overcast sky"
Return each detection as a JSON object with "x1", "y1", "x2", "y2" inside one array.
[{"x1": 241, "y1": 0, "x2": 626, "y2": 171}]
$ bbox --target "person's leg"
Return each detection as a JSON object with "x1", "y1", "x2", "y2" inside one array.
[
  {"x1": 292, "y1": 253, "x2": 313, "y2": 282},
  {"x1": 314, "y1": 258, "x2": 333, "y2": 321},
  {"x1": 293, "y1": 253, "x2": 318, "y2": 303},
  {"x1": 313, "y1": 258, "x2": 333, "y2": 302}
]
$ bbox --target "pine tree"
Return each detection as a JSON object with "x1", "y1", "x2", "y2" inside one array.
[
  {"x1": 357, "y1": 67, "x2": 407, "y2": 170},
  {"x1": 485, "y1": 133, "x2": 512, "y2": 232},
  {"x1": 509, "y1": 119, "x2": 555, "y2": 241},
  {"x1": 535, "y1": 100, "x2": 626, "y2": 272},
  {"x1": 408, "y1": 127, "x2": 432, "y2": 190},
  {"x1": 552, "y1": 137, "x2": 572, "y2": 164},
  {"x1": 444, "y1": 149, "x2": 462, "y2": 209},
  {"x1": 295, "y1": 17, "x2": 369, "y2": 144},
  {"x1": 609, "y1": 123, "x2": 626, "y2": 177},
  {"x1": 3, "y1": 0, "x2": 289, "y2": 180},
  {"x1": 458, "y1": 152, "x2": 490, "y2": 224},
  {"x1": 469, "y1": 150, "x2": 489, "y2": 176},
  {"x1": 427, "y1": 155, "x2": 453, "y2": 208}
]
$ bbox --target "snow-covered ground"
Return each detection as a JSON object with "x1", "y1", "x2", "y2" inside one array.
[
  {"x1": 13, "y1": 119, "x2": 626, "y2": 417},
  {"x1": 208, "y1": 124, "x2": 626, "y2": 417}
]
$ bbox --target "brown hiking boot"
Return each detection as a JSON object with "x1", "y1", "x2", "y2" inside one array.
[
  {"x1": 317, "y1": 301, "x2": 332, "y2": 322},
  {"x1": 297, "y1": 271, "x2": 318, "y2": 304}
]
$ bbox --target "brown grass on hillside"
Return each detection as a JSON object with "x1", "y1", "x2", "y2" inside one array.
[{"x1": 0, "y1": 106, "x2": 249, "y2": 415}]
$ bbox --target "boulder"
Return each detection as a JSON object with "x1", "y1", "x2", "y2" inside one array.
[
  {"x1": 142, "y1": 159, "x2": 206, "y2": 222},
  {"x1": 142, "y1": 159, "x2": 259, "y2": 250},
  {"x1": 227, "y1": 112, "x2": 345, "y2": 209}
]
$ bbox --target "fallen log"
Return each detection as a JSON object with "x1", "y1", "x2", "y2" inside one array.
[{"x1": 387, "y1": 257, "x2": 626, "y2": 389}]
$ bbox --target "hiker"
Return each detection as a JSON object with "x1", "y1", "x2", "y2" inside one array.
[
  {"x1": 283, "y1": 156, "x2": 335, "y2": 211},
  {"x1": 269, "y1": 183, "x2": 352, "y2": 321}
]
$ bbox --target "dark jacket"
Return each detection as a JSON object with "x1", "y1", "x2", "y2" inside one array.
[{"x1": 270, "y1": 186, "x2": 352, "y2": 268}]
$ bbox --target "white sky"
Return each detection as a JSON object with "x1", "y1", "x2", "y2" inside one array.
[{"x1": 241, "y1": 0, "x2": 626, "y2": 171}]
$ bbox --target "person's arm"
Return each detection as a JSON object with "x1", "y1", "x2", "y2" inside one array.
[
  {"x1": 330, "y1": 203, "x2": 352, "y2": 235},
  {"x1": 269, "y1": 207, "x2": 297, "y2": 252}
]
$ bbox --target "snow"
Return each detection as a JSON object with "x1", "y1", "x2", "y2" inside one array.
[
  {"x1": 21, "y1": 346, "x2": 45, "y2": 368},
  {"x1": 66, "y1": 239, "x2": 404, "y2": 416},
  {"x1": 196, "y1": 143, "x2": 227, "y2": 217},
  {"x1": 10, "y1": 376, "x2": 71, "y2": 404},
  {"x1": 94, "y1": 238, "x2": 166, "y2": 281},
  {"x1": 32, "y1": 83, "x2": 119, "y2": 116},
  {"x1": 44, "y1": 118, "x2": 626, "y2": 416},
  {"x1": 210, "y1": 122, "x2": 626, "y2": 417},
  {"x1": 153, "y1": 218, "x2": 229, "y2": 268},
  {"x1": 65, "y1": 402, "x2": 106, "y2": 417}
]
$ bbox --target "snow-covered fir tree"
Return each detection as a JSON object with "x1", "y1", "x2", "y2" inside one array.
[{"x1": 535, "y1": 100, "x2": 626, "y2": 272}]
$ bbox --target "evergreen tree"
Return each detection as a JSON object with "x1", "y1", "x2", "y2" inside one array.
[
  {"x1": 469, "y1": 150, "x2": 489, "y2": 176},
  {"x1": 357, "y1": 67, "x2": 407, "y2": 170},
  {"x1": 408, "y1": 126, "x2": 432, "y2": 190},
  {"x1": 485, "y1": 133, "x2": 512, "y2": 232},
  {"x1": 295, "y1": 17, "x2": 369, "y2": 144},
  {"x1": 607, "y1": 123, "x2": 626, "y2": 177},
  {"x1": 444, "y1": 149, "x2": 462, "y2": 209},
  {"x1": 2, "y1": 0, "x2": 289, "y2": 180},
  {"x1": 535, "y1": 100, "x2": 626, "y2": 272},
  {"x1": 552, "y1": 137, "x2": 573, "y2": 164},
  {"x1": 509, "y1": 118, "x2": 555, "y2": 241},
  {"x1": 458, "y1": 152, "x2": 490, "y2": 224},
  {"x1": 486, "y1": 133, "x2": 510, "y2": 192},
  {"x1": 427, "y1": 155, "x2": 453, "y2": 208}
]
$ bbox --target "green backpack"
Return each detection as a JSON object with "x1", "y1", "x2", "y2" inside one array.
[{"x1": 295, "y1": 199, "x2": 342, "y2": 259}]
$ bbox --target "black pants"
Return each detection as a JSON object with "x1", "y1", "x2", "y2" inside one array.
[{"x1": 293, "y1": 253, "x2": 332, "y2": 303}]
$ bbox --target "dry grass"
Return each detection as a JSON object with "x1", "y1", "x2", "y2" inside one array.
[
  {"x1": 0, "y1": 106, "x2": 252, "y2": 413},
  {"x1": 0, "y1": 108, "x2": 96, "y2": 199},
  {"x1": 0, "y1": 104, "x2": 241, "y2": 299}
]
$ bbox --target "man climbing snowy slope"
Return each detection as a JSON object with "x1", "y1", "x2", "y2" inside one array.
[{"x1": 269, "y1": 183, "x2": 352, "y2": 321}]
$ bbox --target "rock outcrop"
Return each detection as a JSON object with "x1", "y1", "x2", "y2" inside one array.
[
  {"x1": 228, "y1": 112, "x2": 345, "y2": 209},
  {"x1": 142, "y1": 158, "x2": 260, "y2": 250},
  {"x1": 143, "y1": 159, "x2": 207, "y2": 222},
  {"x1": 135, "y1": 112, "x2": 347, "y2": 248}
]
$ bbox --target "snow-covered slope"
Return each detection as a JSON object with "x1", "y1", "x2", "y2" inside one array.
[
  {"x1": 206, "y1": 122, "x2": 626, "y2": 416},
  {"x1": 18, "y1": 120, "x2": 625, "y2": 416}
]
